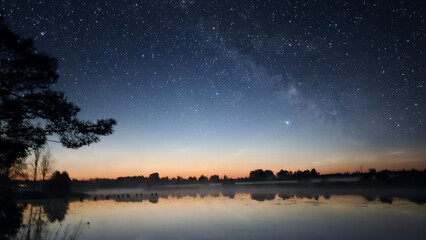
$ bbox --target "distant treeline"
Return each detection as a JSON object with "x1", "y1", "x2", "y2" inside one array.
[{"x1": 39, "y1": 168, "x2": 426, "y2": 189}]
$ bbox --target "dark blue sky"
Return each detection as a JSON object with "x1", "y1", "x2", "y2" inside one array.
[{"x1": 2, "y1": 0, "x2": 425, "y2": 178}]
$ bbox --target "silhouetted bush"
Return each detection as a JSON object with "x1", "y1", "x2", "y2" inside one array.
[
  {"x1": 277, "y1": 170, "x2": 292, "y2": 180},
  {"x1": 188, "y1": 176, "x2": 198, "y2": 184},
  {"x1": 148, "y1": 172, "x2": 160, "y2": 185},
  {"x1": 249, "y1": 169, "x2": 276, "y2": 181},
  {"x1": 48, "y1": 168, "x2": 425, "y2": 189},
  {"x1": 45, "y1": 171, "x2": 71, "y2": 192},
  {"x1": 198, "y1": 175, "x2": 208, "y2": 184},
  {"x1": 209, "y1": 175, "x2": 220, "y2": 183}
]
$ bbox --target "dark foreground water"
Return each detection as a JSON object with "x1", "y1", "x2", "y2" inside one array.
[{"x1": 5, "y1": 187, "x2": 426, "y2": 240}]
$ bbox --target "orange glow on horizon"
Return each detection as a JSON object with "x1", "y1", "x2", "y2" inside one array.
[
  {"x1": 63, "y1": 162, "x2": 426, "y2": 180},
  {"x1": 50, "y1": 144, "x2": 426, "y2": 180}
]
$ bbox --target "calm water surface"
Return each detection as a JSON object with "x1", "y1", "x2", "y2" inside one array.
[{"x1": 11, "y1": 188, "x2": 426, "y2": 240}]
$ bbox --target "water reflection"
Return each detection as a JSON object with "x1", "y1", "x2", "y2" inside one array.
[
  {"x1": 0, "y1": 196, "x2": 24, "y2": 239},
  {"x1": 251, "y1": 193, "x2": 276, "y2": 201},
  {"x1": 85, "y1": 187, "x2": 426, "y2": 205},
  {"x1": 0, "y1": 198, "x2": 85, "y2": 240},
  {"x1": 42, "y1": 200, "x2": 69, "y2": 223},
  {"x1": 2, "y1": 187, "x2": 426, "y2": 240}
]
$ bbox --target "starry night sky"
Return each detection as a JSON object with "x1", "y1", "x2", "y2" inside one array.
[{"x1": 2, "y1": 0, "x2": 425, "y2": 178}]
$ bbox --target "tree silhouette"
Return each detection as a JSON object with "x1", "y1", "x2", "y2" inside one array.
[
  {"x1": 249, "y1": 169, "x2": 276, "y2": 181},
  {"x1": 311, "y1": 168, "x2": 319, "y2": 177},
  {"x1": 198, "y1": 175, "x2": 208, "y2": 184},
  {"x1": 29, "y1": 147, "x2": 42, "y2": 191},
  {"x1": 0, "y1": 16, "x2": 116, "y2": 178},
  {"x1": 209, "y1": 175, "x2": 220, "y2": 183},
  {"x1": 277, "y1": 169, "x2": 292, "y2": 180},
  {"x1": 39, "y1": 149, "x2": 53, "y2": 182},
  {"x1": 45, "y1": 171, "x2": 71, "y2": 192},
  {"x1": 187, "y1": 176, "x2": 197, "y2": 184},
  {"x1": 148, "y1": 172, "x2": 160, "y2": 185}
]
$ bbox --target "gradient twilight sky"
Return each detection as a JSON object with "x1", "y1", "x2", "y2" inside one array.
[{"x1": 2, "y1": 0, "x2": 425, "y2": 179}]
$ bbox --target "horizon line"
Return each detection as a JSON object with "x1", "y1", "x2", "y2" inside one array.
[{"x1": 18, "y1": 167, "x2": 426, "y2": 181}]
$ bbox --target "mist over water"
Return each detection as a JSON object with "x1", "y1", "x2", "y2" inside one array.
[
  {"x1": 1, "y1": 1, "x2": 426, "y2": 239},
  {"x1": 10, "y1": 187, "x2": 426, "y2": 240}
]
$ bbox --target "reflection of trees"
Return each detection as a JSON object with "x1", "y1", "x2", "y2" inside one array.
[
  {"x1": 14, "y1": 201, "x2": 85, "y2": 239},
  {"x1": 148, "y1": 196, "x2": 159, "y2": 203},
  {"x1": 250, "y1": 193, "x2": 276, "y2": 201},
  {"x1": 278, "y1": 193, "x2": 321, "y2": 201},
  {"x1": 96, "y1": 190, "x2": 425, "y2": 205},
  {"x1": 364, "y1": 194, "x2": 426, "y2": 205},
  {"x1": 0, "y1": 198, "x2": 77, "y2": 240},
  {"x1": 278, "y1": 194, "x2": 292, "y2": 200},
  {"x1": 295, "y1": 192, "x2": 315, "y2": 199},
  {"x1": 42, "y1": 200, "x2": 69, "y2": 223},
  {"x1": 34, "y1": 207, "x2": 46, "y2": 240},
  {"x1": 25, "y1": 205, "x2": 47, "y2": 240},
  {"x1": 379, "y1": 196, "x2": 393, "y2": 204},
  {"x1": 0, "y1": 197, "x2": 24, "y2": 239},
  {"x1": 222, "y1": 192, "x2": 235, "y2": 199},
  {"x1": 0, "y1": 198, "x2": 57, "y2": 240},
  {"x1": 323, "y1": 193, "x2": 331, "y2": 200},
  {"x1": 84, "y1": 189, "x2": 426, "y2": 206},
  {"x1": 198, "y1": 192, "x2": 208, "y2": 198},
  {"x1": 187, "y1": 193, "x2": 197, "y2": 198},
  {"x1": 407, "y1": 196, "x2": 426, "y2": 205},
  {"x1": 363, "y1": 195, "x2": 376, "y2": 202},
  {"x1": 210, "y1": 192, "x2": 220, "y2": 198}
]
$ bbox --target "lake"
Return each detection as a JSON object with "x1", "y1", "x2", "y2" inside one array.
[{"x1": 6, "y1": 187, "x2": 426, "y2": 239}]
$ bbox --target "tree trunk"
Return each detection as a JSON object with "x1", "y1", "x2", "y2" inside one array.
[
  {"x1": 32, "y1": 164, "x2": 38, "y2": 192},
  {"x1": 33, "y1": 172, "x2": 37, "y2": 192}
]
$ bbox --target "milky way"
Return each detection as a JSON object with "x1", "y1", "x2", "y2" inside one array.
[{"x1": 2, "y1": 0, "x2": 425, "y2": 177}]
